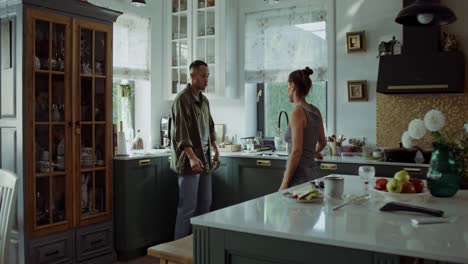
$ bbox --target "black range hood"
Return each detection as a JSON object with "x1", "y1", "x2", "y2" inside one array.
[{"x1": 377, "y1": 0, "x2": 465, "y2": 94}]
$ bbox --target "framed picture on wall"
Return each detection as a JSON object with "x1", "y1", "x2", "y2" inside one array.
[
  {"x1": 346, "y1": 31, "x2": 366, "y2": 53},
  {"x1": 347, "y1": 80, "x2": 368, "y2": 102}
]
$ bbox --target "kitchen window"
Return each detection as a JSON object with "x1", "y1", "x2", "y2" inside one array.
[
  {"x1": 112, "y1": 13, "x2": 151, "y2": 144},
  {"x1": 245, "y1": 6, "x2": 329, "y2": 137}
]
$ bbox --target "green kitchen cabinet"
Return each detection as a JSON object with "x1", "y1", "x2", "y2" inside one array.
[
  {"x1": 157, "y1": 156, "x2": 179, "y2": 241},
  {"x1": 232, "y1": 158, "x2": 286, "y2": 203},
  {"x1": 113, "y1": 156, "x2": 178, "y2": 260},
  {"x1": 211, "y1": 157, "x2": 234, "y2": 211},
  {"x1": 114, "y1": 157, "x2": 161, "y2": 260}
]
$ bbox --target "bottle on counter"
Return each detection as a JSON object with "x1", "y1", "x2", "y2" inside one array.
[{"x1": 132, "y1": 129, "x2": 144, "y2": 150}]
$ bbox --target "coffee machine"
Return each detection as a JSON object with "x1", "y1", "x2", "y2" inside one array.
[{"x1": 160, "y1": 116, "x2": 172, "y2": 148}]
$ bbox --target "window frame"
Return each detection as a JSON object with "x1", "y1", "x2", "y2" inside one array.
[{"x1": 239, "y1": 0, "x2": 336, "y2": 136}]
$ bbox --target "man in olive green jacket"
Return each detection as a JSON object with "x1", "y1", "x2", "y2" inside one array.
[{"x1": 171, "y1": 60, "x2": 220, "y2": 239}]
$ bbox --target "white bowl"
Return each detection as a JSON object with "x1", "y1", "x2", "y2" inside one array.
[{"x1": 371, "y1": 187, "x2": 430, "y2": 203}]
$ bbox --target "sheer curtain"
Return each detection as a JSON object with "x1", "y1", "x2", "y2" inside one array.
[
  {"x1": 245, "y1": 6, "x2": 327, "y2": 83},
  {"x1": 112, "y1": 13, "x2": 151, "y2": 149},
  {"x1": 113, "y1": 13, "x2": 151, "y2": 80}
]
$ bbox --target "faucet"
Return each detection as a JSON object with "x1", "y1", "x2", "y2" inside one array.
[{"x1": 277, "y1": 111, "x2": 289, "y2": 136}]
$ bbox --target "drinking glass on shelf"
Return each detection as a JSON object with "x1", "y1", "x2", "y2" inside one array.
[{"x1": 358, "y1": 166, "x2": 375, "y2": 192}]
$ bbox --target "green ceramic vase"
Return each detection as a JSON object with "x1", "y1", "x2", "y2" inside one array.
[{"x1": 427, "y1": 143, "x2": 460, "y2": 197}]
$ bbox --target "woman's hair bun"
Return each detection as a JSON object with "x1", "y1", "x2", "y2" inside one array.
[{"x1": 303, "y1": 67, "x2": 313, "y2": 76}]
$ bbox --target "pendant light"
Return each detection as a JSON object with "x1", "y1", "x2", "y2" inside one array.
[
  {"x1": 395, "y1": 0, "x2": 456, "y2": 26},
  {"x1": 132, "y1": 0, "x2": 146, "y2": 7}
]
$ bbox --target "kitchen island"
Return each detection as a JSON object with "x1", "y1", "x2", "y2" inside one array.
[{"x1": 191, "y1": 176, "x2": 468, "y2": 264}]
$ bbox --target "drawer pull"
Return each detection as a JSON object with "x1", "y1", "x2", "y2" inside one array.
[
  {"x1": 404, "y1": 168, "x2": 422, "y2": 173},
  {"x1": 139, "y1": 160, "x2": 151, "y2": 166},
  {"x1": 45, "y1": 250, "x2": 59, "y2": 257},
  {"x1": 320, "y1": 163, "x2": 337, "y2": 170},
  {"x1": 256, "y1": 160, "x2": 271, "y2": 167},
  {"x1": 90, "y1": 239, "x2": 103, "y2": 245}
]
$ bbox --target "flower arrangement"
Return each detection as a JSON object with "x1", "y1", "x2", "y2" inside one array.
[
  {"x1": 401, "y1": 110, "x2": 467, "y2": 173},
  {"x1": 401, "y1": 109, "x2": 462, "y2": 148}
]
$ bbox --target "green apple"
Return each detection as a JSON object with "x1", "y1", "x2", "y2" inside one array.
[
  {"x1": 386, "y1": 179, "x2": 403, "y2": 193},
  {"x1": 394, "y1": 170, "x2": 410, "y2": 183}
]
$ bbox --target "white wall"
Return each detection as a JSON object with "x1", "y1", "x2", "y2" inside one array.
[{"x1": 335, "y1": 0, "x2": 402, "y2": 146}]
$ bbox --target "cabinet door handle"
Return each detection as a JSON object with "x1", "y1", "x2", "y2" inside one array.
[
  {"x1": 256, "y1": 160, "x2": 271, "y2": 167},
  {"x1": 404, "y1": 168, "x2": 422, "y2": 173},
  {"x1": 320, "y1": 163, "x2": 337, "y2": 170},
  {"x1": 139, "y1": 159, "x2": 151, "y2": 166},
  {"x1": 45, "y1": 250, "x2": 59, "y2": 257},
  {"x1": 75, "y1": 122, "x2": 81, "y2": 134}
]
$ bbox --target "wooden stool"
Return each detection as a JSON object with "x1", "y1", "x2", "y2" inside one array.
[{"x1": 147, "y1": 235, "x2": 193, "y2": 264}]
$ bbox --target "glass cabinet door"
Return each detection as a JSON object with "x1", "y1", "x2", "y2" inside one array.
[
  {"x1": 77, "y1": 23, "x2": 111, "y2": 224},
  {"x1": 194, "y1": 0, "x2": 216, "y2": 93},
  {"x1": 171, "y1": 0, "x2": 190, "y2": 94},
  {"x1": 30, "y1": 12, "x2": 72, "y2": 235}
]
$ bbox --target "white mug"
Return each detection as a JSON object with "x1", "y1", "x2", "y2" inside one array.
[{"x1": 324, "y1": 175, "x2": 344, "y2": 199}]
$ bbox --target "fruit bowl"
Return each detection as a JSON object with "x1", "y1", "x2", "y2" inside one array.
[{"x1": 371, "y1": 186, "x2": 430, "y2": 203}]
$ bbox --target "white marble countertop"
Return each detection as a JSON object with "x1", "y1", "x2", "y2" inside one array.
[
  {"x1": 113, "y1": 149, "x2": 171, "y2": 160},
  {"x1": 191, "y1": 175, "x2": 468, "y2": 263},
  {"x1": 113, "y1": 150, "x2": 429, "y2": 168}
]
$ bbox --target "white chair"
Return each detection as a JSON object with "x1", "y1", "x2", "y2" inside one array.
[{"x1": 0, "y1": 169, "x2": 18, "y2": 264}]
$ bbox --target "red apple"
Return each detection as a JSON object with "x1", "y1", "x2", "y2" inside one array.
[
  {"x1": 375, "y1": 178, "x2": 388, "y2": 191},
  {"x1": 402, "y1": 182, "x2": 416, "y2": 193},
  {"x1": 410, "y1": 178, "x2": 424, "y2": 193}
]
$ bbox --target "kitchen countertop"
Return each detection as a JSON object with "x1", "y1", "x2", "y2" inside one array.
[
  {"x1": 191, "y1": 175, "x2": 468, "y2": 263},
  {"x1": 113, "y1": 149, "x2": 171, "y2": 160},
  {"x1": 114, "y1": 150, "x2": 429, "y2": 168}
]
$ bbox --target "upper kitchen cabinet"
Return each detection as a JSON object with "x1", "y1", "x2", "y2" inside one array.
[{"x1": 163, "y1": 0, "x2": 238, "y2": 99}]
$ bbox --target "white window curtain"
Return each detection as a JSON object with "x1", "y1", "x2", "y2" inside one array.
[
  {"x1": 244, "y1": 6, "x2": 327, "y2": 83},
  {"x1": 113, "y1": 13, "x2": 151, "y2": 80}
]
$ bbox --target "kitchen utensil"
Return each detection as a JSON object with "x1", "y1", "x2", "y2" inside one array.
[
  {"x1": 380, "y1": 202, "x2": 444, "y2": 217},
  {"x1": 332, "y1": 194, "x2": 369, "y2": 211}
]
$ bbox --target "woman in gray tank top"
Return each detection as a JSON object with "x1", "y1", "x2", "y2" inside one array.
[{"x1": 279, "y1": 67, "x2": 327, "y2": 190}]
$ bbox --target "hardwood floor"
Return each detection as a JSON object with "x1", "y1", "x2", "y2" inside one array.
[{"x1": 114, "y1": 256, "x2": 160, "y2": 264}]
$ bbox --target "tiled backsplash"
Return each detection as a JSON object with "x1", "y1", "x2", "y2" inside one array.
[{"x1": 376, "y1": 90, "x2": 468, "y2": 148}]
